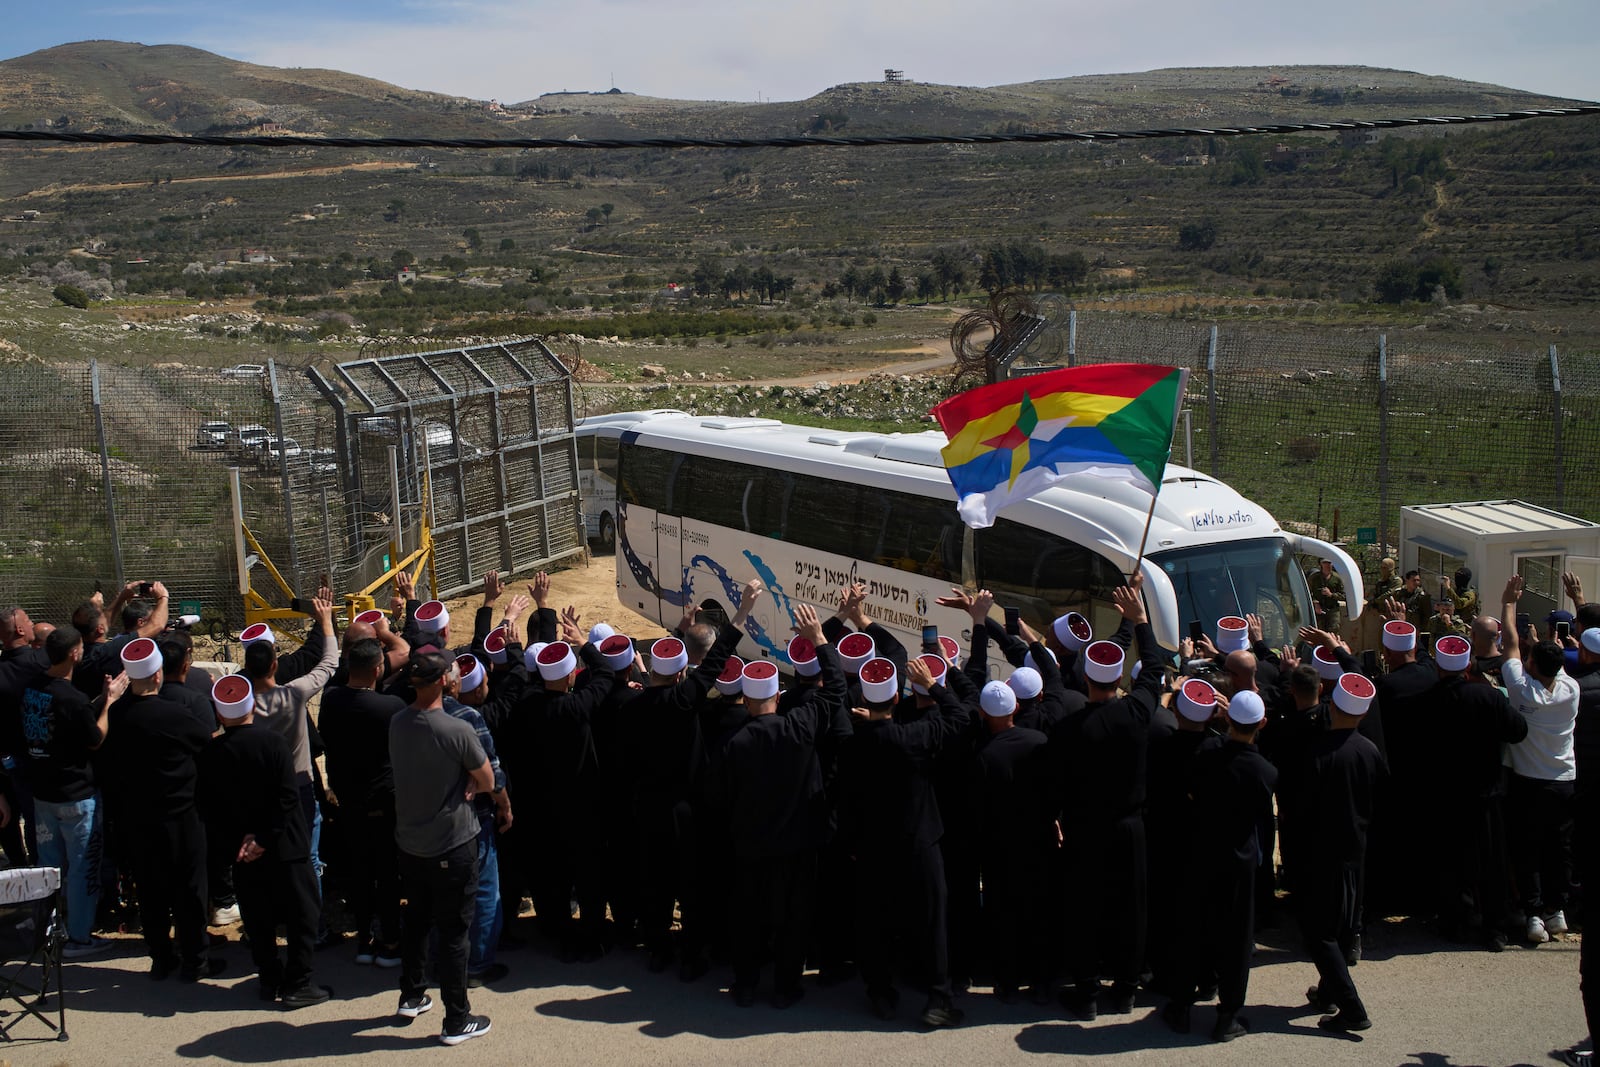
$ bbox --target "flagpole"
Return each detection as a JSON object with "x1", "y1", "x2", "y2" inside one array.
[
  {"x1": 1129, "y1": 489, "x2": 1160, "y2": 583},
  {"x1": 1128, "y1": 441, "x2": 1175, "y2": 582}
]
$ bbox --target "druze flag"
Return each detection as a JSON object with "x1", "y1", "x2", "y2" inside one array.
[{"x1": 931, "y1": 363, "x2": 1189, "y2": 529}]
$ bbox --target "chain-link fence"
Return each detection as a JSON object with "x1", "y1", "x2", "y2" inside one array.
[
  {"x1": 1009, "y1": 311, "x2": 1600, "y2": 565},
  {"x1": 0, "y1": 338, "x2": 583, "y2": 632}
]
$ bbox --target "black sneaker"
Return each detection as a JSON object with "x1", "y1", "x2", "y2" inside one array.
[
  {"x1": 1212, "y1": 1012, "x2": 1248, "y2": 1042},
  {"x1": 1317, "y1": 1006, "x2": 1372, "y2": 1032},
  {"x1": 397, "y1": 993, "x2": 434, "y2": 1018},
  {"x1": 440, "y1": 1014, "x2": 492, "y2": 1046},
  {"x1": 1105, "y1": 987, "x2": 1136, "y2": 1015},
  {"x1": 467, "y1": 962, "x2": 509, "y2": 989},
  {"x1": 178, "y1": 959, "x2": 227, "y2": 983},
  {"x1": 920, "y1": 1000, "x2": 964, "y2": 1028},
  {"x1": 1160, "y1": 1001, "x2": 1192, "y2": 1034},
  {"x1": 149, "y1": 954, "x2": 179, "y2": 982},
  {"x1": 1307, "y1": 984, "x2": 1336, "y2": 1013},
  {"x1": 280, "y1": 983, "x2": 333, "y2": 1010},
  {"x1": 1058, "y1": 986, "x2": 1098, "y2": 1021},
  {"x1": 772, "y1": 986, "x2": 803, "y2": 1010}
]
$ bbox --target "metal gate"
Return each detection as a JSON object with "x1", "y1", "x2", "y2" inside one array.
[{"x1": 307, "y1": 337, "x2": 584, "y2": 601}]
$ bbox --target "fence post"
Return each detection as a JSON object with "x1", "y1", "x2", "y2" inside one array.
[
  {"x1": 267, "y1": 360, "x2": 301, "y2": 593},
  {"x1": 1206, "y1": 324, "x2": 1219, "y2": 477},
  {"x1": 1378, "y1": 335, "x2": 1390, "y2": 558},
  {"x1": 1550, "y1": 344, "x2": 1564, "y2": 511},
  {"x1": 90, "y1": 360, "x2": 126, "y2": 589},
  {"x1": 1067, "y1": 310, "x2": 1077, "y2": 368}
]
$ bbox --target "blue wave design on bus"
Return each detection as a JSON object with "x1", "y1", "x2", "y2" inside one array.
[{"x1": 616, "y1": 504, "x2": 792, "y2": 661}]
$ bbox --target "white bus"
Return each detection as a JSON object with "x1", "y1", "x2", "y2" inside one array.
[
  {"x1": 575, "y1": 409, "x2": 688, "y2": 551},
  {"x1": 607, "y1": 410, "x2": 1364, "y2": 671}
]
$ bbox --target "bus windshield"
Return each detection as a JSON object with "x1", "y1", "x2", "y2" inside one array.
[{"x1": 1151, "y1": 536, "x2": 1311, "y2": 648}]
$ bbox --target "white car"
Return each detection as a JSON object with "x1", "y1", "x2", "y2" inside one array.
[
  {"x1": 194, "y1": 421, "x2": 230, "y2": 450},
  {"x1": 233, "y1": 424, "x2": 270, "y2": 453},
  {"x1": 261, "y1": 436, "x2": 303, "y2": 463},
  {"x1": 221, "y1": 363, "x2": 266, "y2": 379}
]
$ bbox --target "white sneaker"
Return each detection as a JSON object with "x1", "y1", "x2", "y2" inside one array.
[
  {"x1": 62, "y1": 936, "x2": 113, "y2": 959},
  {"x1": 1548, "y1": 910, "x2": 1570, "y2": 935},
  {"x1": 210, "y1": 904, "x2": 241, "y2": 927},
  {"x1": 1527, "y1": 914, "x2": 1551, "y2": 944}
]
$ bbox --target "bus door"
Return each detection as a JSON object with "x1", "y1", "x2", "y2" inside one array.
[{"x1": 613, "y1": 437, "x2": 672, "y2": 621}]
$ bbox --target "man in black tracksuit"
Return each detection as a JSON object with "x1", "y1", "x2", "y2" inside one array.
[
  {"x1": 1055, "y1": 580, "x2": 1165, "y2": 1020},
  {"x1": 839, "y1": 655, "x2": 970, "y2": 1028},
  {"x1": 1569, "y1": 625, "x2": 1600, "y2": 1064},
  {"x1": 199, "y1": 676, "x2": 329, "y2": 1007},
  {"x1": 722, "y1": 604, "x2": 845, "y2": 1008}
]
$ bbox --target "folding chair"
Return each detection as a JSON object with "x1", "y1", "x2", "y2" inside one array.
[{"x1": 0, "y1": 867, "x2": 68, "y2": 1042}]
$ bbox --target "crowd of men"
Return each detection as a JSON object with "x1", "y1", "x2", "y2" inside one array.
[{"x1": 0, "y1": 557, "x2": 1595, "y2": 1058}]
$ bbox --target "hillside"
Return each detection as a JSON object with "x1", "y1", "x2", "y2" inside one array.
[
  {"x1": 0, "y1": 40, "x2": 504, "y2": 135},
  {"x1": 0, "y1": 41, "x2": 1597, "y2": 340}
]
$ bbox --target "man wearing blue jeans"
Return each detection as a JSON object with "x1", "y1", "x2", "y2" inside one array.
[
  {"x1": 16, "y1": 626, "x2": 127, "y2": 956},
  {"x1": 446, "y1": 654, "x2": 513, "y2": 987}
]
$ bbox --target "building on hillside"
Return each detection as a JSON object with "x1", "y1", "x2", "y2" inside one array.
[
  {"x1": 1340, "y1": 129, "x2": 1381, "y2": 147},
  {"x1": 397, "y1": 267, "x2": 418, "y2": 284},
  {"x1": 241, "y1": 249, "x2": 275, "y2": 264},
  {"x1": 311, "y1": 203, "x2": 340, "y2": 216}
]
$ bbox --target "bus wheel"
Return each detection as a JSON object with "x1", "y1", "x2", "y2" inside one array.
[{"x1": 598, "y1": 512, "x2": 616, "y2": 553}]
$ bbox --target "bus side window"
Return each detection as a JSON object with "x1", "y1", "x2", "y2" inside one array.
[
  {"x1": 594, "y1": 436, "x2": 618, "y2": 484},
  {"x1": 881, "y1": 491, "x2": 960, "y2": 581},
  {"x1": 676, "y1": 455, "x2": 748, "y2": 530},
  {"x1": 976, "y1": 518, "x2": 1123, "y2": 631},
  {"x1": 786, "y1": 472, "x2": 880, "y2": 559},
  {"x1": 743, "y1": 468, "x2": 788, "y2": 539},
  {"x1": 619, "y1": 443, "x2": 673, "y2": 511}
]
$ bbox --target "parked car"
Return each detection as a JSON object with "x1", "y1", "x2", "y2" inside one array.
[
  {"x1": 221, "y1": 363, "x2": 266, "y2": 379},
  {"x1": 261, "y1": 436, "x2": 303, "y2": 464},
  {"x1": 232, "y1": 424, "x2": 271, "y2": 454},
  {"x1": 303, "y1": 447, "x2": 339, "y2": 478},
  {"x1": 194, "y1": 420, "x2": 231, "y2": 450}
]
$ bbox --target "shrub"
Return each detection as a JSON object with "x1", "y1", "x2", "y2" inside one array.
[{"x1": 53, "y1": 284, "x2": 91, "y2": 308}]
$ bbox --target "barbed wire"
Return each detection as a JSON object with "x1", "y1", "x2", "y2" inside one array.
[{"x1": 1, "y1": 106, "x2": 1596, "y2": 152}]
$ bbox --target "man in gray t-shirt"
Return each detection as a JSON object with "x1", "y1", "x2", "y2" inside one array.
[{"x1": 388, "y1": 650, "x2": 495, "y2": 1046}]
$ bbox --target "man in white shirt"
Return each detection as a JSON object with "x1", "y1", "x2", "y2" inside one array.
[{"x1": 1501, "y1": 577, "x2": 1581, "y2": 945}]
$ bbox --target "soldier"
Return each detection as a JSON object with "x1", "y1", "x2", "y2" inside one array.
[
  {"x1": 1307, "y1": 560, "x2": 1345, "y2": 633},
  {"x1": 1444, "y1": 567, "x2": 1481, "y2": 626},
  {"x1": 1399, "y1": 570, "x2": 1432, "y2": 634},
  {"x1": 1428, "y1": 599, "x2": 1470, "y2": 647}
]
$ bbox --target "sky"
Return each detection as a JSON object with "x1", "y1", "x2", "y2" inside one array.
[{"x1": 5, "y1": 0, "x2": 1597, "y2": 105}]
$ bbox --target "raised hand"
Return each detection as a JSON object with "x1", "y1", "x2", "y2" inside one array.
[
  {"x1": 504, "y1": 594, "x2": 530, "y2": 626},
  {"x1": 794, "y1": 603, "x2": 825, "y2": 646},
  {"x1": 483, "y1": 571, "x2": 505, "y2": 604},
  {"x1": 1112, "y1": 584, "x2": 1147, "y2": 625},
  {"x1": 906, "y1": 655, "x2": 935, "y2": 692},
  {"x1": 530, "y1": 571, "x2": 551, "y2": 608},
  {"x1": 396, "y1": 570, "x2": 416, "y2": 601}
]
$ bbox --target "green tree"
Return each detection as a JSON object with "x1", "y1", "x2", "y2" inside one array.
[
  {"x1": 915, "y1": 272, "x2": 937, "y2": 301},
  {"x1": 1373, "y1": 259, "x2": 1419, "y2": 303},
  {"x1": 600, "y1": 203, "x2": 614, "y2": 224},
  {"x1": 885, "y1": 266, "x2": 906, "y2": 304},
  {"x1": 584, "y1": 207, "x2": 604, "y2": 230},
  {"x1": 462, "y1": 227, "x2": 482, "y2": 250},
  {"x1": 499, "y1": 238, "x2": 516, "y2": 252},
  {"x1": 392, "y1": 249, "x2": 415, "y2": 269},
  {"x1": 1177, "y1": 220, "x2": 1218, "y2": 251},
  {"x1": 53, "y1": 283, "x2": 91, "y2": 309},
  {"x1": 1415, "y1": 256, "x2": 1462, "y2": 300}
]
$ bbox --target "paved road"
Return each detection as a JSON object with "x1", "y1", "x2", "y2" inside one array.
[{"x1": 7, "y1": 917, "x2": 1583, "y2": 1066}]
